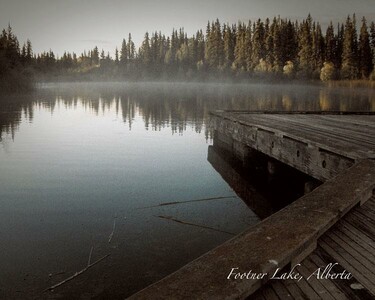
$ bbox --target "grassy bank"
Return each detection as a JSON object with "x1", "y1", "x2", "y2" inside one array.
[{"x1": 326, "y1": 80, "x2": 375, "y2": 89}]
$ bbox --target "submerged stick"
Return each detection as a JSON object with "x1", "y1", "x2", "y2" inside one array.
[
  {"x1": 138, "y1": 196, "x2": 237, "y2": 209},
  {"x1": 87, "y1": 246, "x2": 93, "y2": 267},
  {"x1": 108, "y1": 219, "x2": 116, "y2": 243},
  {"x1": 44, "y1": 252, "x2": 110, "y2": 292},
  {"x1": 156, "y1": 215, "x2": 236, "y2": 236}
]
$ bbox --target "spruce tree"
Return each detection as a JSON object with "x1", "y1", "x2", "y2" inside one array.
[
  {"x1": 298, "y1": 17, "x2": 313, "y2": 77},
  {"x1": 311, "y1": 23, "x2": 325, "y2": 74},
  {"x1": 92, "y1": 46, "x2": 99, "y2": 65},
  {"x1": 334, "y1": 24, "x2": 344, "y2": 69},
  {"x1": 265, "y1": 18, "x2": 275, "y2": 70},
  {"x1": 245, "y1": 21, "x2": 253, "y2": 71},
  {"x1": 140, "y1": 32, "x2": 151, "y2": 66},
  {"x1": 284, "y1": 19, "x2": 298, "y2": 67},
  {"x1": 251, "y1": 19, "x2": 266, "y2": 70},
  {"x1": 370, "y1": 22, "x2": 375, "y2": 68},
  {"x1": 325, "y1": 22, "x2": 335, "y2": 63},
  {"x1": 120, "y1": 39, "x2": 127, "y2": 65},
  {"x1": 115, "y1": 47, "x2": 119, "y2": 64},
  {"x1": 342, "y1": 15, "x2": 359, "y2": 79},
  {"x1": 196, "y1": 29, "x2": 205, "y2": 63},
  {"x1": 358, "y1": 17, "x2": 372, "y2": 78},
  {"x1": 127, "y1": 33, "x2": 135, "y2": 60},
  {"x1": 233, "y1": 22, "x2": 246, "y2": 71},
  {"x1": 223, "y1": 24, "x2": 235, "y2": 69},
  {"x1": 205, "y1": 19, "x2": 224, "y2": 70},
  {"x1": 272, "y1": 18, "x2": 283, "y2": 71},
  {"x1": 26, "y1": 39, "x2": 32, "y2": 63}
]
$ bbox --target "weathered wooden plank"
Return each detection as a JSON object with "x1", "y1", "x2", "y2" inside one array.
[
  {"x1": 212, "y1": 116, "x2": 355, "y2": 181},
  {"x1": 334, "y1": 225, "x2": 375, "y2": 257},
  {"x1": 213, "y1": 113, "x2": 360, "y2": 157},
  {"x1": 268, "y1": 115, "x2": 375, "y2": 150},
  {"x1": 261, "y1": 286, "x2": 280, "y2": 300},
  {"x1": 296, "y1": 263, "x2": 336, "y2": 300},
  {"x1": 251, "y1": 291, "x2": 267, "y2": 300},
  {"x1": 344, "y1": 214, "x2": 375, "y2": 240},
  {"x1": 362, "y1": 200, "x2": 375, "y2": 213},
  {"x1": 334, "y1": 115, "x2": 375, "y2": 128},
  {"x1": 210, "y1": 112, "x2": 375, "y2": 163},
  {"x1": 319, "y1": 237, "x2": 375, "y2": 294},
  {"x1": 225, "y1": 113, "x2": 371, "y2": 153},
  {"x1": 298, "y1": 115, "x2": 375, "y2": 134},
  {"x1": 324, "y1": 232, "x2": 375, "y2": 271},
  {"x1": 351, "y1": 210, "x2": 375, "y2": 228},
  {"x1": 210, "y1": 113, "x2": 375, "y2": 180},
  {"x1": 214, "y1": 111, "x2": 375, "y2": 115},
  {"x1": 294, "y1": 275, "x2": 321, "y2": 300},
  {"x1": 282, "y1": 281, "x2": 306, "y2": 299},
  {"x1": 303, "y1": 256, "x2": 348, "y2": 300},
  {"x1": 313, "y1": 247, "x2": 375, "y2": 300},
  {"x1": 269, "y1": 281, "x2": 293, "y2": 299},
  {"x1": 271, "y1": 114, "x2": 375, "y2": 141}
]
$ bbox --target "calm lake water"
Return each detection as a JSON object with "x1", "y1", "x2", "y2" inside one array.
[{"x1": 0, "y1": 82, "x2": 374, "y2": 299}]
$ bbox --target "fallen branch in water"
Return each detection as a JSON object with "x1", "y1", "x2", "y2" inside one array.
[
  {"x1": 138, "y1": 196, "x2": 237, "y2": 209},
  {"x1": 156, "y1": 215, "x2": 236, "y2": 236},
  {"x1": 87, "y1": 246, "x2": 93, "y2": 267},
  {"x1": 108, "y1": 219, "x2": 116, "y2": 243},
  {"x1": 43, "y1": 249, "x2": 110, "y2": 292}
]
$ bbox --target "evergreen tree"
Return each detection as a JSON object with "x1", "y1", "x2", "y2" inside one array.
[
  {"x1": 334, "y1": 24, "x2": 344, "y2": 69},
  {"x1": 127, "y1": 33, "x2": 135, "y2": 60},
  {"x1": 21, "y1": 43, "x2": 27, "y2": 63},
  {"x1": 140, "y1": 32, "x2": 151, "y2": 66},
  {"x1": 223, "y1": 24, "x2": 235, "y2": 69},
  {"x1": 325, "y1": 22, "x2": 335, "y2": 63},
  {"x1": 196, "y1": 29, "x2": 205, "y2": 63},
  {"x1": 245, "y1": 21, "x2": 253, "y2": 71},
  {"x1": 358, "y1": 17, "x2": 372, "y2": 78},
  {"x1": 272, "y1": 18, "x2": 283, "y2": 71},
  {"x1": 233, "y1": 22, "x2": 246, "y2": 71},
  {"x1": 3, "y1": 25, "x2": 20, "y2": 68},
  {"x1": 92, "y1": 46, "x2": 99, "y2": 65},
  {"x1": 370, "y1": 22, "x2": 375, "y2": 68},
  {"x1": 251, "y1": 19, "x2": 266, "y2": 70},
  {"x1": 342, "y1": 15, "x2": 359, "y2": 79},
  {"x1": 298, "y1": 15, "x2": 313, "y2": 76},
  {"x1": 115, "y1": 47, "x2": 119, "y2": 64},
  {"x1": 265, "y1": 18, "x2": 275, "y2": 70},
  {"x1": 26, "y1": 39, "x2": 32, "y2": 63},
  {"x1": 205, "y1": 19, "x2": 224, "y2": 70},
  {"x1": 120, "y1": 38, "x2": 127, "y2": 65},
  {"x1": 311, "y1": 23, "x2": 325, "y2": 74}
]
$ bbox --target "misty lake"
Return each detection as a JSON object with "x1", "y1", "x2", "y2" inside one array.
[{"x1": 0, "y1": 82, "x2": 374, "y2": 299}]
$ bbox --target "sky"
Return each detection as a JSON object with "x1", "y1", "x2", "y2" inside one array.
[{"x1": 0, "y1": 0, "x2": 374, "y2": 57}]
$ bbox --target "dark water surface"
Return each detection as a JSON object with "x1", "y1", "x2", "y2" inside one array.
[{"x1": 0, "y1": 82, "x2": 374, "y2": 299}]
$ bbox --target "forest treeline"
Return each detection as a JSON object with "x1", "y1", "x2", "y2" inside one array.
[{"x1": 1, "y1": 14, "x2": 375, "y2": 90}]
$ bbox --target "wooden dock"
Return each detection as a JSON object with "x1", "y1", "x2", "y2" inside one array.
[
  {"x1": 129, "y1": 111, "x2": 375, "y2": 300},
  {"x1": 211, "y1": 111, "x2": 375, "y2": 181}
]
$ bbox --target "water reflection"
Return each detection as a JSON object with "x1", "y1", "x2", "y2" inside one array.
[
  {"x1": 1, "y1": 82, "x2": 374, "y2": 140},
  {"x1": 207, "y1": 143, "x2": 316, "y2": 219}
]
